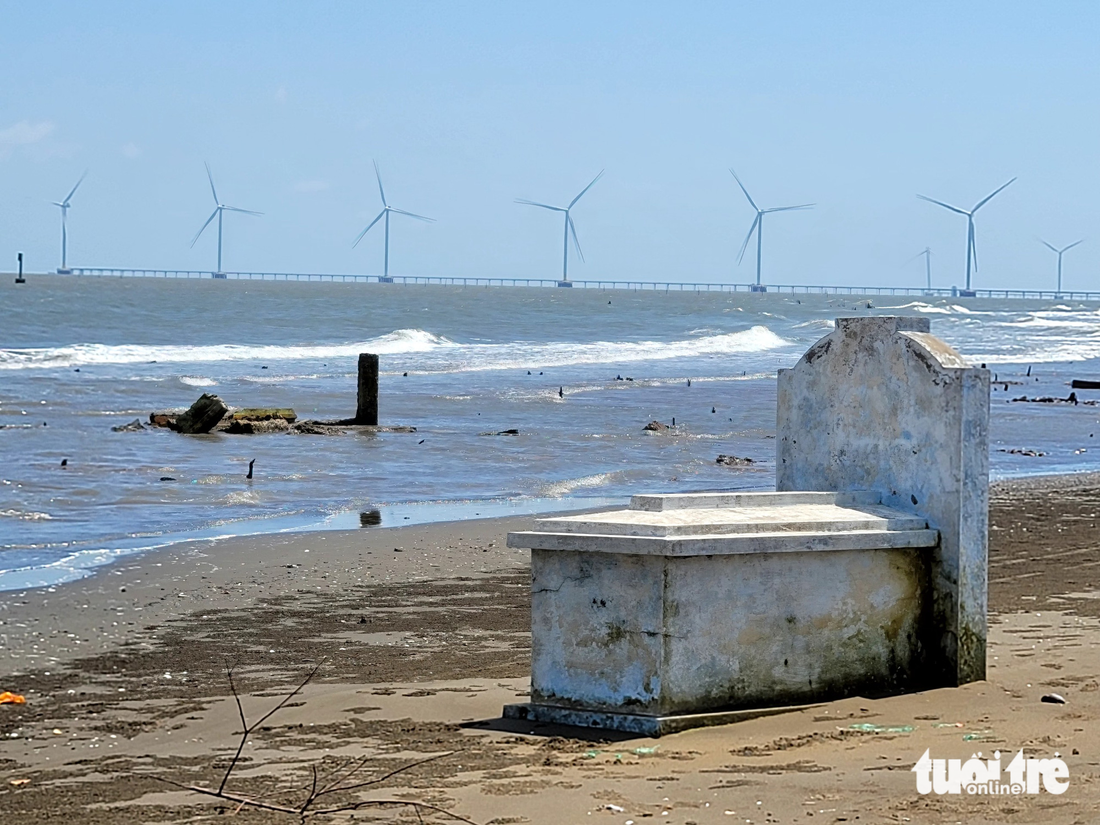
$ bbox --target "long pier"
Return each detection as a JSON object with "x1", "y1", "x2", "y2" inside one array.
[{"x1": 27, "y1": 266, "x2": 1100, "y2": 301}]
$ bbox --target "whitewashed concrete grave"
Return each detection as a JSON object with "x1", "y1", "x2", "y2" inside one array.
[{"x1": 506, "y1": 316, "x2": 989, "y2": 735}]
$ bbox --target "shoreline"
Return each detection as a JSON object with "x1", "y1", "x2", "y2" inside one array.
[
  {"x1": 1, "y1": 469, "x2": 1097, "y2": 670},
  {"x1": 0, "y1": 494, "x2": 631, "y2": 594},
  {"x1": 0, "y1": 471, "x2": 1099, "y2": 821},
  {"x1": 6, "y1": 466, "x2": 1099, "y2": 597}
]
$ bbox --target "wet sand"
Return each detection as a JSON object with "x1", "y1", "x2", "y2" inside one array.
[{"x1": 1, "y1": 476, "x2": 1099, "y2": 823}]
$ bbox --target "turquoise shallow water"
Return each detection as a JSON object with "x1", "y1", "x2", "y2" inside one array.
[{"x1": 1, "y1": 276, "x2": 1098, "y2": 588}]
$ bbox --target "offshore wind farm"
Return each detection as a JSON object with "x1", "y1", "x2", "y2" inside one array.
[{"x1": 10, "y1": 157, "x2": 1099, "y2": 300}]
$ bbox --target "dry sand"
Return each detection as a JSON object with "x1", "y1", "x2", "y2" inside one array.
[{"x1": 0, "y1": 476, "x2": 1099, "y2": 823}]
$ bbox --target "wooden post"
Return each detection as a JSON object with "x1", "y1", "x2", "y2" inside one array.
[{"x1": 356, "y1": 353, "x2": 379, "y2": 425}]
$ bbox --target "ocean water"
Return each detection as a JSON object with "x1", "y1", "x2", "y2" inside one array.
[{"x1": 2, "y1": 277, "x2": 1099, "y2": 589}]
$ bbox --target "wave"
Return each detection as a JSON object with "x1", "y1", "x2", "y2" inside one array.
[
  {"x1": 0, "y1": 326, "x2": 793, "y2": 374},
  {"x1": 421, "y1": 326, "x2": 794, "y2": 374},
  {"x1": 0, "y1": 509, "x2": 53, "y2": 521},
  {"x1": 179, "y1": 375, "x2": 217, "y2": 387},
  {"x1": 0, "y1": 328, "x2": 456, "y2": 370},
  {"x1": 537, "y1": 473, "x2": 617, "y2": 497}
]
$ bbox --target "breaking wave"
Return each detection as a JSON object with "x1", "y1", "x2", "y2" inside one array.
[
  {"x1": 0, "y1": 326, "x2": 793, "y2": 374},
  {"x1": 0, "y1": 329, "x2": 456, "y2": 370}
]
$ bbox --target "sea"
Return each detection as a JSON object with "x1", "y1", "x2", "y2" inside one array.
[{"x1": 2, "y1": 276, "x2": 1098, "y2": 590}]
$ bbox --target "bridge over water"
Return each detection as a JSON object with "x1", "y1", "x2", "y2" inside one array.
[{"x1": 27, "y1": 266, "x2": 1100, "y2": 302}]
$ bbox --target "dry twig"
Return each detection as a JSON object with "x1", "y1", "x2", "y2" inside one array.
[{"x1": 156, "y1": 663, "x2": 478, "y2": 824}]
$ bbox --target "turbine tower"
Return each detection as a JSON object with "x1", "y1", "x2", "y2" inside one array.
[
  {"x1": 729, "y1": 168, "x2": 814, "y2": 292},
  {"x1": 190, "y1": 163, "x2": 262, "y2": 277},
  {"x1": 906, "y1": 247, "x2": 933, "y2": 291},
  {"x1": 1039, "y1": 238, "x2": 1083, "y2": 295},
  {"x1": 353, "y1": 161, "x2": 434, "y2": 282},
  {"x1": 516, "y1": 171, "x2": 603, "y2": 286},
  {"x1": 52, "y1": 171, "x2": 87, "y2": 273},
  {"x1": 917, "y1": 178, "x2": 1015, "y2": 294}
]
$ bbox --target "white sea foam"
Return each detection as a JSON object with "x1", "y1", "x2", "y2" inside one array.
[
  {"x1": 538, "y1": 473, "x2": 616, "y2": 497},
  {"x1": 179, "y1": 375, "x2": 217, "y2": 387},
  {"x1": 0, "y1": 509, "x2": 53, "y2": 521},
  {"x1": 426, "y1": 325, "x2": 794, "y2": 374},
  {"x1": 0, "y1": 325, "x2": 793, "y2": 374},
  {"x1": 0, "y1": 328, "x2": 456, "y2": 370}
]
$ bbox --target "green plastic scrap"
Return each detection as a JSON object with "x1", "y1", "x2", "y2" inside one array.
[
  {"x1": 632, "y1": 746, "x2": 660, "y2": 755},
  {"x1": 963, "y1": 729, "x2": 994, "y2": 741},
  {"x1": 583, "y1": 750, "x2": 601, "y2": 759},
  {"x1": 847, "y1": 723, "x2": 915, "y2": 733}
]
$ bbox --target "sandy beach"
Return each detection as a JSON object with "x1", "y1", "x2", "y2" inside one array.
[{"x1": 1, "y1": 475, "x2": 1099, "y2": 823}]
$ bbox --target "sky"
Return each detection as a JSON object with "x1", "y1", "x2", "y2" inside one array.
[{"x1": 1, "y1": 2, "x2": 1098, "y2": 289}]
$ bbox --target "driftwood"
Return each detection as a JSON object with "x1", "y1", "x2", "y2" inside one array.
[{"x1": 157, "y1": 663, "x2": 477, "y2": 824}]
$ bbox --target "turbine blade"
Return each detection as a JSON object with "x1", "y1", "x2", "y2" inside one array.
[
  {"x1": 222, "y1": 206, "x2": 263, "y2": 216},
  {"x1": 1063, "y1": 239, "x2": 1084, "y2": 252},
  {"x1": 916, "y1": 194, "x2": 969, "y2": 215},
  {"x1": 352, "y1": 210, "x2": 386, "y2": 247},
  {"x1": 1039, "y1": 239, "x2": 1059, "y2": 254},
  {"x1": 729, "y1": 168, "x2": 759, "y2": 211},
  {"x1": 51, "y1": 201, "x2": 65, "y2": 208},
  {"x1": 373, "y1": 160, "x2": 387, "y2": 207},
  {"x1": 737, "y1": 214, "x2": 760, "y2": 264},
  {"x1": 568, "y1": 170, "x2": 604, "y2": 209},
  {"x1": 64, "y1": 169, "x2": 88, "y2": 204},
  {"x1": 765, "y1": 203, "x2": 815, "y2": 212},
  {"x1": 190, "y1": 208, "x2": 220, "y2": 247},
  {"x1": 204, "y1": 162, "x2": 219, "y2": 204},
  {"x1": 515, "y1": 198, "x2": 566, "y2": 211},
  {"x1": 568, "y1": 215, "x2": 584, "y2": 262},
  {"x1": 389, "y1": 207, "x2": 435, "y2": 222},
  {"x1": 972, "y1": 177, "x2": 1016, "y2": 212}
]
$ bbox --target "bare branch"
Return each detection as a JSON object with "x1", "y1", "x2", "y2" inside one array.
[
  {"x1": 321, "y1": 750, "x2": 456, "y2": 796},
  {"x1": 219, "y1": 661, "x2": 323, "y2": 794},
  {"x1": 156, "y1": 662, "x2": 478, "y2": 824},
  {"x1": 220, "y1": 664, "x2": 250, "y2": 794}
]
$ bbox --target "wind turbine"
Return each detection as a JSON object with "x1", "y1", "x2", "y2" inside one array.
[
  {"x1": 516, "y1": 171, "x2": 603, "y2": 285},
  {"x1": 190, "y1": 163, "x2": 262, "y2": 276},
  {"x1": 916, "y1": 178, "x2": 1015, "y2": 293},
  {"x1": 729, "y1": 168, "x2": 814, "y2": 291},
  {"x1": 353, "y1": 161, "x2": 434, "y2": 281},
  {"x1": 905, "y1": 247, "x2": 933, "y2": 291},
  {"x1": 52, "y1": 171, "x2": 87, "y2": 273},
  {"x1": 1039, "y1": 238, "x2": 1084, "y2": 295}
]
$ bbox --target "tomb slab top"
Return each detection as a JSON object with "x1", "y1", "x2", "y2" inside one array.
[{"x1": 508, "y1": 490, "x2": 938, "y2": 554}]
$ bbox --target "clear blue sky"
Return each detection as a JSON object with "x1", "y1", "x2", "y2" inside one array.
[{"x1": 2, "y1": 2, "x2": 1097, "y2": 288}]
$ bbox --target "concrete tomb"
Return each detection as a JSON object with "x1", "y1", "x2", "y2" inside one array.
[{"x1": 506, "y1": 316, "x2": 990, "y2": 735}]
